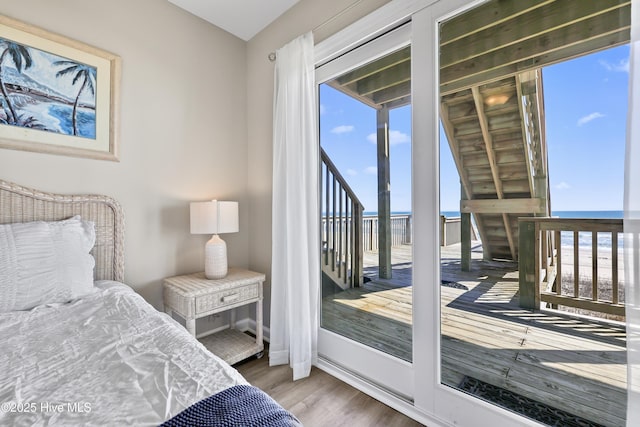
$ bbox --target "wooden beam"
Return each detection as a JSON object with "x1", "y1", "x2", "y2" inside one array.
[
  {"x1": 372, "y1": 81, "x2": 411, "y2": 106},
  {"x1": 461, "y1": 211, "x2": 471, "y2": 272},
  {"x1": 523, "y1": 217, "x2": 622, "y2": 232},
  {"x1": 475, "y1": 215, "x2": 492, "y2": 261},
  {"x1": 515, "y1": 72, "x2": 536, "y2": 197},
  {"x1": 540, "y1": 293, "x2": 626, "y2": 317},
  {"x1": 439, "y1": 101, "x2": 473, "y2": 200},
  {"x1": 500, "y1": 210, "x2": 520, "y2": 261},
  {"x1": 441, "y1": 0, "x2": 629, "y2": 68},
  {"x1": 441, "y1": 28, "x2": 629, "y2": 95},
  {"x1": 518, "y1": 219, "x2": 537, "y2": 310},
  {"x1": 535, "y1": 174, "x2": 550, "y2": 217},
  {"x1": 327, "y1": 80, "x2": 381, "y2": 110},
  {"x1": 471, "y1": 86, "x2": 503, "y2": 198},
  {"x1": 377, "y1": 107, "x2": 392, "y2": 279},
  {"x1": 440, "y1": 0, "x2": 554, "y2": 46},
  {"x1": 384, "y1": 96, "x2": 411, "y2": 110},
  {"x1": 461, "y1": 198, "x2": 546, "y2": 214},
  {"x1": 335, "y1": 47, "x2": 410, "y2": 87},
  {"x1": 355, "y1": 61, "x2": 410, "y2": 96}
]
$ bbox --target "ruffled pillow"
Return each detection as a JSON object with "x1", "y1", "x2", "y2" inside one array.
[{"x1": 0, "y1": 215, "x2": 96, "y2": 312}]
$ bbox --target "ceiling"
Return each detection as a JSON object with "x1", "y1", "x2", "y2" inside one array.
[{"x1": 167, "y1": 0, "x2": 300, "y2": 41}]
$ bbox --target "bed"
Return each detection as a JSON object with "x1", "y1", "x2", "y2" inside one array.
[{"x1": 0, "y1": 179, "x2": 300, "y2": 426}]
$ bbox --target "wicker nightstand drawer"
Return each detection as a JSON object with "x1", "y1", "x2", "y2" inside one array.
[{"x1": 195, "y1": 282, "x2": 259, "y2": 314}]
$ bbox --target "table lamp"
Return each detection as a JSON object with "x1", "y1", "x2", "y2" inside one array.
[{"x1": 190, "y1": 200, "x2": 239, "y2": 279}]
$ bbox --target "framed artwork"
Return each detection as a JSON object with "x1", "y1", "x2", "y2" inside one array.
[{"x1": 0, "y1": 15, "x2": 120, "y2": 161}]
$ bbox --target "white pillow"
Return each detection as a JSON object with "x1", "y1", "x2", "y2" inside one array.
[{"x1": 0, "y1": 215, "x2": 96, "y2": 312}]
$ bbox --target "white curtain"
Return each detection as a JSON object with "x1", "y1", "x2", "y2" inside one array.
[
  {"x1": 627, "y1": 0, "x2": 640, "y2": 425},
  {"x1": 269, "y1": 32, "x2": 319, "y2": 381}
]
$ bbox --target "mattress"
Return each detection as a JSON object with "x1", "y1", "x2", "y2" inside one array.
[{"x1": 0, "y1": 280, "x2": 247, "y2": 426}]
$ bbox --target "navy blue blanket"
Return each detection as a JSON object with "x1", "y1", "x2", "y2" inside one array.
[{"x1": 161, "y1": 384, "x2": 302, "y2": 427}]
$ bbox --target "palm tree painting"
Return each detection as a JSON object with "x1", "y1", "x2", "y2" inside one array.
[
  {"x1": 53, "y1": 61, "x2": 96, "y2": 136},
  {"x1": 0, "y1": 40, "x2": 32, "y2": 125},
  {"x1": 0, "y1": 36, "x2": 97, "y2": 139}
]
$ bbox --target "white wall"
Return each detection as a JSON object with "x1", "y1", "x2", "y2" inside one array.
[
  {"x1": 0, "y1": 0, "x2": 249, "y2": 313},
  {"x1": 0, "y1": 0, "x2": 394, "y2": 331},
  {"x1": 246, "y1": 0, "x2": 391, "y2": 329}
]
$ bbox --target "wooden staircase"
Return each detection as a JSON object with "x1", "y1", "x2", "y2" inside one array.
[
  {"x1": 440, "y1": 70, "x2": 550, "y2": 261},
  {"x1": 321, "y1": 148, "x2": 364, "y2": 289}
]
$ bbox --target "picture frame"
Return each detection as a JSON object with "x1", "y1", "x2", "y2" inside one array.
[{"x1": 0, "y1": 15, "x2": 121, "y2": 161}]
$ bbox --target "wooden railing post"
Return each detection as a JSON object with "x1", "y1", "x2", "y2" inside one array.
[
  {"x1": 405, "y1": 215, "x2": 412, "y2": 244},
  {"x1": 461, "y1": 212, "x2": 471, "y2": 272},
  {"x1": 519, "y1": 219, "x2": 538, "y2": 310},
  {"x1": 353, "y1": 204, "x2": 363, "y2": 286}
]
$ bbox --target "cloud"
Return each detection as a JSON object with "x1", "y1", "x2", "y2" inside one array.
[
  {"x1": 389, "y1": 130, "x2": 410, "y2": 145},
  {"x1": 364, "y1": 166, "x2": 377, "y2": 175},
  {"x1": 346, "y1": 169, "x2": 357, "y2": 176},
  {"x1": 366, "y1": 130, "x2": 411, "y2": 146},
  {"x1": 555, "y1": 182, "x2": 571, "y2": 190},
  {"x1": 577, "y1": 112, "x2": 605, "y2": 126},
  {"x1": 599, "y1": 58, "x2": 629, "y2": 73},
  {"x1": 319, "y1": 104, "x2": 327, "y2": 115},
  {"x1": 331, "y1": 125, "x2": 354, "y2": 134}
]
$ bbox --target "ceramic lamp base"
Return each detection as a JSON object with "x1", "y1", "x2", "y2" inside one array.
[{"x1": 205, "y1": 234, "x2": 228, "y2": 279}]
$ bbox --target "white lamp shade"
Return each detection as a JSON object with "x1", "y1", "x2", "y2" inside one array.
[
  {"x1": 190, "y1": 200, "x2": 239, "y2": 235},
  {"x1": 190, "y1": 201, "x2": 217, "y2": 234},
  {"x1": 216, "y1": 201, "x2": 239, "y2": 234}
]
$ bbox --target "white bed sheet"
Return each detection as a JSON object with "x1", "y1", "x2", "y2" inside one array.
[{"x1": 0, "y1": 280, "x2": 247, "y2": 426}]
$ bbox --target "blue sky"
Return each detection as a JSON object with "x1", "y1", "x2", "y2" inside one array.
[
  {"x1": 320, "y1": 44, "x2": 629, "y2": 213},
  {"x1": 319, "y1": 88, "x2": 412, "y2": 213},
  {"x1": 543, "y1": 44, "x2": 629, "y2": 211}
]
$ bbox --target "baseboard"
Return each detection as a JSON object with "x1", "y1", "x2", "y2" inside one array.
[{"x1": 235, "y1": 317, "x2": 271, "y2": 343}]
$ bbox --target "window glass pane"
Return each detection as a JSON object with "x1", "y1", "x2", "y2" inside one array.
[
  {"x1": 439, "y1": 1, "x2": 629, "y2": 425},
  {"x1": 320, "y1": 46, "x2": 413, "y2": 361}
]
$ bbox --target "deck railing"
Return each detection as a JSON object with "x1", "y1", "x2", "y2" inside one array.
[
  {"x1": 519, "y1": 217, "x2": 624, "y2": 318},
  {"x1": 362, "y1": 214, "x2": 412, "y2": 252},
  {"x1": 321, "y1": 148, "x2": 364, "y2": 287}
]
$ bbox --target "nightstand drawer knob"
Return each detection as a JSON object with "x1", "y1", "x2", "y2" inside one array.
[{"x1": 222, "y1": 293, "x2": 239, "y2": 303}]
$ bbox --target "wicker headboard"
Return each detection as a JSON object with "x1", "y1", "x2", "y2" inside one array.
[{"x1": 0, "y1": 179, "x2": 124, "y2": 282}]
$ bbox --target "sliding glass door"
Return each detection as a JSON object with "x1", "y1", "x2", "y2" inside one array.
[{"x1": 316, "y1": 24, "x2": 415, "y2": 398}]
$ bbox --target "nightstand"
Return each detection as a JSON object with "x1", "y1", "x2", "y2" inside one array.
[{"x1": 163, "y1": 268, "x2": 265, "y2": 365}]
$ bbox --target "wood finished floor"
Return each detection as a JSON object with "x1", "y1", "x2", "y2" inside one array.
[
  {"x1": 236, "y1": 353, "x2": 424, "y2": 427},
  {"x1": 322, "y1": 243, "x2": 627, "y2": 426}
]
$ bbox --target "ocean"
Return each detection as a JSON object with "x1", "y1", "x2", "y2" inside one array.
[{"x1": 554, "y1": 211, "x2": 623, "y2": 250}]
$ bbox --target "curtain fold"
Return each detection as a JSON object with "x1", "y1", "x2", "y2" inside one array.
[
  {"x1": 269, "y1": 32, "x2": 319, "y2": 381},
  {"x1": 627, "y1": 0, "x2": 640, "y2": 425}
]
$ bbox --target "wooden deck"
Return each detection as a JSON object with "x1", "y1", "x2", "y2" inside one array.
[{"x1": 321, "y1": 243, "x2": 627, "y2": 426}]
